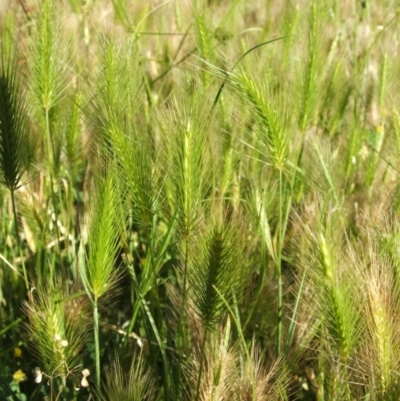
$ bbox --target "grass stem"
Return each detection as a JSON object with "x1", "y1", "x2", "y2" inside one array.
[
  {"x1": 45, "y1": 108, "x2": 62, "y2": 282},
  {"x1": 94, "y1": 300, "x2": 100, "y2": 388},
  {"x1": 10, "y1": 189, "x2": 28, "y2": 290}
]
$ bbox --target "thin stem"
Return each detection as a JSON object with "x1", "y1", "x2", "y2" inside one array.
[
  {"x1": 45, "y1": 108, "x2": 62, "y2": 281},
  {"x1": 277, "y1": 277, "x2": 283, "y2": 355},
  {"x1": 10, "y1": 189, "x2": 28, "y2": 290},
  {"x1": 276, "y1": 168, "x2": 283, "y2": 355},
  {"x1": 93, "y1": 299, "x2": 100, "y2": 388},
  {"x1": 209, "y1": 35, "x2": 291, "y2": 118},
  {"x1": 45, "y1": 108, "x2": 54, "y2": 171},
  {"x1": 175, "y1": 236, "x2": 189, "y2": 400},
  {"x1": 285, "y1": 269, "x2": 306, "y2": 352},
  {"x1": 54, "y1": 385, "x2": 63, "y2": 401},
  {"x1": 195, "y1": 327, "x2": 208, "y2": 401},
  {"x1": 151, "y1": 47, "x2": 197, "y2": 84}
]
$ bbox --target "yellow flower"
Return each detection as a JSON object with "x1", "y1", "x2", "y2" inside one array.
[
  {"x1": 13, "y1": 369, "x2": 26, "y2": 383},
  {"x1": 14, "y1": 347, "x2": 22, "y2": 357}
]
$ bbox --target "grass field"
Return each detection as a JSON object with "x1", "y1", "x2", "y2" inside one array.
[{"x1": 1, "y1": 0, "x2": 400, "y2": 400}]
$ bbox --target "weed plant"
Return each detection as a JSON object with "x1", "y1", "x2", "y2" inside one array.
[{"x1": 1, "y1": 0, "x2": 400, "y2": 400}]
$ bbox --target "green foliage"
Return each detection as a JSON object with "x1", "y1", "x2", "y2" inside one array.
[{"x1": 2, "y1": 1, "x2": 400, "y2": 400}]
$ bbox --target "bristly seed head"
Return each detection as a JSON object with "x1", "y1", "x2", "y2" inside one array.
[{"x1": 0, "y1": 45, "x2": 31, "y2": 192}]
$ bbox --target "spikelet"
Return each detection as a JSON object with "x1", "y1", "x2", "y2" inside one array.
[{"x1": 0, "y1": 44, "x2": 30, "y2": 192}]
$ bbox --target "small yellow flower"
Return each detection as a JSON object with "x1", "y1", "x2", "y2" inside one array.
[
  {"x1": 14, "y1": 347, "x2": 22, "y2": 357},
  {"x1": 13, "y1": 369, "x2": 26, "y2": 383}
]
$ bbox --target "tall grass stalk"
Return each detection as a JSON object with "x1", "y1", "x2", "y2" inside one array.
[
  {"x1": 160, "y1": 102, "x2": 210, "y2": 398},
  {"x1": 80, "y1": 171, "x2": 121, "y2": 387},
  {"x1": 30, "y1": 0, "x2": 69, "y2": 279},
  {"x1": 230, "y1": 69, "x2": 292, "y2": 355},
  {"x1": 0, "y1": 43, "x2": 32, "y2": 290}
]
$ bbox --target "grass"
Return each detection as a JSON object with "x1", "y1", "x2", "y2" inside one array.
[{"x1": 0, "y1": 0, "x2": 400, "y2": 400}]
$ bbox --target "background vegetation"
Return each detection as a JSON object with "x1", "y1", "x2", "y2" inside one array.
[{"x1": 0, "y1": 0, "x2": 400, "y2": 400}]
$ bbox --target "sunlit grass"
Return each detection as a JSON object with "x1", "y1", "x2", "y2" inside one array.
[{"x1": 1, "y1": 0, "x2": 400, "y2": 400}]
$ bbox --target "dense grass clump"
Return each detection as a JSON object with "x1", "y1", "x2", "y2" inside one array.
[{"x1": 1, "y1": 0, "x2": 400, "y2": 400}]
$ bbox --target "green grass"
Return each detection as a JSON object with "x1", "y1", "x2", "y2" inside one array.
[{"x1": 1, "y1": 0, "x2": 400, "y2": 400}]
